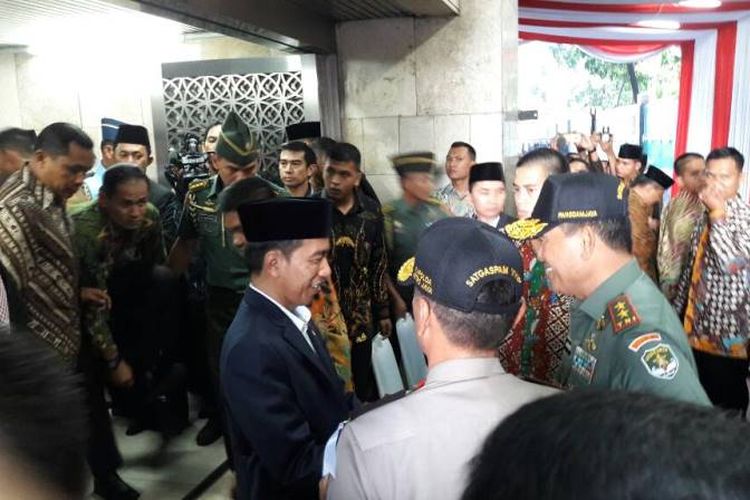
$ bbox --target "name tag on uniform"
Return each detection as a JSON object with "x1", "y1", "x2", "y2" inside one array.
[{"x1": 571, "y1": 346, "x2": 597, "y2": 384}]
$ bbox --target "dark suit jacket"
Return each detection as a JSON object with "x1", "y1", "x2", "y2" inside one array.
[
  {"x1": 148, "y1": 179, "x2": 179, "y2": 249},
  {"x1": 220, "y1": 287, "x2": 354, "y2": 500}
]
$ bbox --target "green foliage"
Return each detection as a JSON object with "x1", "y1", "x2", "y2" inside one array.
[{"x1": 550, "y1": 45, "x2": 679, "y2": 108}]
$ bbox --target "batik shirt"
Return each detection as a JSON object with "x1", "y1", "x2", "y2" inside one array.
[
  {"x1": 71, "y1": 201, "x2": 165, "y2": 362},
  {"x1": 498, "y1": 241, "x2": 572, "y2": 386},
  {"x1": 673, "y1": 196, "x2": 750, "y2": 359},
  {"x1": 0, "y1": 166, "x2": 80, "y2": 361},
  {"x1": 0, "y1": 274, "x2": 8, "y2": 326},
  {"x1": 321, "y1": 191, "x2": 389, "y2": 344},
  {"x1": 434, "y1": 183, "x2": 474, "y2": 217},
  {"x1": 657, "y1": 191, "x2": 704, "y2": 301}
]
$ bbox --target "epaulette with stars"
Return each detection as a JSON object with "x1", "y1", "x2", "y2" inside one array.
[{"x1": 606, "y1": 294, "x2": 641, "y2": 334}]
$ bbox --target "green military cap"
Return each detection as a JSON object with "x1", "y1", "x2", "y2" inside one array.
[
  {"x1": 391, "y1": 151, "x2": 436, "y2": 177},
  {"x1": 216, "y1": 111, "x2": 258, "y2": 167},
  {"x1": 505, "y1": 172, "x2": 628, "y2": 241}
]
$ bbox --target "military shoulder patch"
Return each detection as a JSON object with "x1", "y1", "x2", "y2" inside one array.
[
  {"x1": 607, "y1": 294, "x2": 641, "y2": 334},
  {"x1": 640, "y1": 343, "x2": 679, "y2": 380},
  {"x1": 628, "y1": 332, "x2": 662, "y2": 352}
]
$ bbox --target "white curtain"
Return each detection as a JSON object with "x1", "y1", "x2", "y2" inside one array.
[
  {"x1": 685, "y1": 31, "x2": 717, "y2": 157},
  {"x1": 728, "y1": 16, "x2": 750, "y2": 200}
]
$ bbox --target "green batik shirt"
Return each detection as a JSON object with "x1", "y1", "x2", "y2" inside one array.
[
  {"x1": 70, "y1": 201, "x2": 165, "y2": 362},
  {"x1": 178, "y1": 176, "x2": 250, "y2": 292},
  {"x1": 383, "y1": 198, "x2": 448, "y2": 281},
  {"x1": 562, "y1": 259, "x2": 710, "y2": 406}
]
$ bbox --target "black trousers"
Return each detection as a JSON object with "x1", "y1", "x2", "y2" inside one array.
[
  {"x1": 77, "y1": 332, "x2": 122, "y2": 478},
  {"x1": 108, "y1": 264, "x2": 188, "y2": 434},
  {"x1": 693, "y1": 349, "x2": 749, "y2": 417},
  {"x1": 351, "y1": 339, "x2": 378, "y2": 402}
]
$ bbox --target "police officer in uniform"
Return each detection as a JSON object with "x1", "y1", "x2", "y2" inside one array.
[
  {"x1": 168, "y1": 111, "x2": 260, "y2": 445},
  {"x1": 383, "y1": 152, "x2": 449, "y2": 312},
  {"x1": 505, "y1": 172, "x2": 709, "y2": 405},
  {"x1": 325, "y1": 217, "x2": 557, "y2": 500}
]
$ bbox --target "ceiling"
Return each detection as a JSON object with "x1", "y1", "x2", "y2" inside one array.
[
  {"x1": 0, "y1": 0, "x2": 199, "y2": 48},
  {"x1": 284, "y1": 0, "x2": 458, "y2": 20}
]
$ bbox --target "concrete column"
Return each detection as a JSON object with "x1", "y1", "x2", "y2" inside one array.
[{"x1": 336, "y1": 0, "x2": 519, "y2": 204}]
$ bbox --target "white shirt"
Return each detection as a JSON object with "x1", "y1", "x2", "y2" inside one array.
[{"x1": 250, "y1": 284, "x2": 315, "y2": 352}]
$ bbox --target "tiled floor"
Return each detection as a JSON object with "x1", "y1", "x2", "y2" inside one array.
[{"x1": 89, "y1": 417, "x2": 234, "y2": 499}]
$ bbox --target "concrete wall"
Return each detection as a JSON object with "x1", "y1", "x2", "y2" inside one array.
[
  {"x1": 0, "y1": 35, "x2": 284, "y2": 179},
  {"x1": 337, "y1": 0, "x2": 519, "y2": 203}
]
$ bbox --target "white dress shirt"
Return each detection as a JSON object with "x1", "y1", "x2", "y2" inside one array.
[{"x1": 250, "y1": 284, "x2": 315, "y2": 352}]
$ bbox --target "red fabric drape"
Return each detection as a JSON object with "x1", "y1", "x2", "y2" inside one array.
[
  {"x1": 673, "y1": 40, "x2": 695, "y2": 197},
  {"x1": 711, "y1": 22, "x2": 737, "y2": 148}
]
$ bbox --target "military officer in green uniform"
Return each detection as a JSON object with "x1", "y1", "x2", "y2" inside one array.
[
  {"x1": 168, "y1": 111, "x2": 264, "y2": 445},
  {"x1": 383, "y1": 152, "x2": 449, "y2": 313},
  {"x1": 505, "y1": 172, "x2": 709, "y2": 405}
]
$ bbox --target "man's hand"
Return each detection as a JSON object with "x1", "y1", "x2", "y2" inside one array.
[
  {"x1": 700, "y1": 183, "x2": 726, "y2": 217},
  {"x1": 392, "y1": 296, "x2": 408, "y2": 320},
  {"x1": 576, "y1": 133, "x2": 595, "y2": 152},
  {"x1": 379, "y1": 318, "x2": 393, "y2": 338},
  {"x1": 601, "y1": 133, "x2": 615, "y2": 154},
  {"x1": 319, "y1": 475, "x2": 330, "y2": 500},
  {"x1": 111, "y1": 359, "x2": 135, "y2": 388},
  {"x1": 81, "y1": 288, "x2": 111, "y2": 310}
]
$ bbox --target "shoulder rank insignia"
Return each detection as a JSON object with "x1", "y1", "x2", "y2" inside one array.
[
  {"x1": 188, "y1": 178, "x2": 210, "y2": 193},
  {"x1": 607, "y1": 294, "x2": 641, "y2": 334}
]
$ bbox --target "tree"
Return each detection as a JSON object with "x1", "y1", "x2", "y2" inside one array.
[{"x1": 550, "y1": 45, "x2": 678, "y2": 109}]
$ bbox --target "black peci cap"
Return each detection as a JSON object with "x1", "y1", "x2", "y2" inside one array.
[
  {"x1": 238, "y1": 198, "x2": 332, "y2": 242},
  {"x1": 391, "y1": 151, "x2": 436, "y2": 177},
  {"x1": 469, "y1": 162, "x2": 505, "y2": 188},
  {"x1": 397, "y1": 218, "x2": 523, "y2": 315},
  {"x1": 285, "y1": 121, "x2": 321, "y2": 141},
  {"x1": 643, "y1": 165, "x2": 674, "y2": 190},
  {"x1": 115, "y1": 124, "x2": 150, "y2": 149}
]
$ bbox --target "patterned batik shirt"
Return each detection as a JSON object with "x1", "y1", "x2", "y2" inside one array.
[
  {"x1": 70, "y1": 201, "x2": 166, "y2": 363},
  {"x1": 0, "y1": 166, "x2": 80, "y2": 362},
  {"x1": 498, "y1": 241, "x2": 572, "y2": 386},
  {"x1": 434, "y1": 183, "x2": 474, "y2": 217},
  {"x1": 657, "y1": 191, "x2": 704, "y2": 302},
  {"x1": 322, "y1": 191, "x2": 390, "y2": 344},
  {"x1": 673, "y1": 196, "x2": 750, "y2": 359}
]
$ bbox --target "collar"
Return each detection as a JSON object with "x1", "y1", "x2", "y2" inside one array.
[
  {"x1": 425, "y1": 357, "x2": 505, "y2": 385},
  {"x1": 208, "y1": 175, "x2": 224, "y2": 200},
  {"x1": 249, "y1": 284, "x2": 311, "y2": 334},
  {"x1": 474, "y1": 215, "x2": 501, "y2": 228},
  {"x1": 23, "y1": 165, "x2": 59, "y2": 210},
  {"x1": 579, "y1": 259, "x2": 641, "y2": 320}
]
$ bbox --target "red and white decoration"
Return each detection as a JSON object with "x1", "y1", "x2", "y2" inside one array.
[{"x1": 519, "y1": 0, "x2": 750, "y2": 198}]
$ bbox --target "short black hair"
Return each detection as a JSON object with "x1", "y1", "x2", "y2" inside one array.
[
  {"x1": 418, "y1": 279, "x2": 517, "y2": 350},
  {"x1": 245, "y1": 240, "x2": 303, "y2": 274},
  {"x1": 218, "y1": 177, "x2": 278, "y2": 213},
  {"x1": 462, "y1": 389, "x2": 750, "y2": 500},
  {"x1": 450, "y1": 141, "x2": 477, "y2": 161},
  {"x1": 35, "y1": 122, "x2": 93, "y2": 157},
  {"x1": 100, "y1": 164, "x2": 149, "y2": 198},
  {"x1": 562, "y1": 218, "x2": 632, "y2": 254},
  {"x1": 0, "y1": 327, "x2": 87, "y2": 498},
  {"x1": 329, "y1": 142, "x2": 361, "y2": 171},
  {"x1": 706, "y1": 147, "x2": 744, "y2": 172},
  {"x1": 0, "y1": 127, "x2": 36, "y2": 156},
  {"x1": 517, "y1": 147, "x2": 569, "y2": 174},
  {"x1": 309, "y1": 137, "x2": 336, "y2": 158},
  {"x1": 280, "y1": 141, "x2": 316, "y2": 167},
  {"x1": 673, "y1": 152, "x2": 704, "y2": 176}
]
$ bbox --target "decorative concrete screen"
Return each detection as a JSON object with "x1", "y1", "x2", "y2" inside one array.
[{"x1": 161, "y1": 58, "x2": 307, "y2": 179}]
